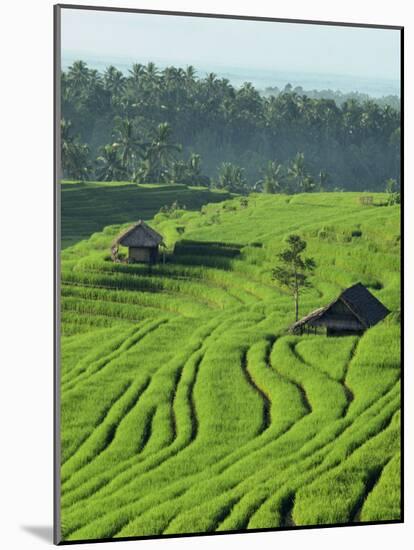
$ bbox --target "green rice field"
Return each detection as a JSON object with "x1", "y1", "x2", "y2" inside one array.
[{"x1": 60, "y1": 187, "x2": 401, "y2": 541}]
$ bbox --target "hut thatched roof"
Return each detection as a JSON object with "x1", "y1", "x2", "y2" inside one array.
[
  {"x1": 291, "y1": 282, "x2": 390, "y2": 332},
  {"x1": 340, "y1": 283, "x2": 390, "y2": 327},
  {"x1": 114, "y1": 220, "x2": 163, "y2": 248}
]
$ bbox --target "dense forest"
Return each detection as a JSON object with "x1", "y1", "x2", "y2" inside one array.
[
  {"x1": 262, "y1": 84, "x2": 400, "y2": 110},
  {"x1": 61, "y1": 61, "x2": 401, "y2": 192}
]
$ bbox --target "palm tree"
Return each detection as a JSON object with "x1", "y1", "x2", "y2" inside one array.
[
  {"x1": 144, "y1": 62, "x2": 160, "y2": 88},
  {"x1": 184, "y1": 65, "x2": 197, "y2": 95},
  {"x1": 385, "y1": 178, "x2": 399, "y2": 205},
  {"x1": 67, "y1": 60, "x2": 90, "y2": 97},
  {"x1": 170, "y1": 160, "x2": 188, "y2": 183},
  {"x1": 96, "y1": 145, "x2": 126, "y2": 181},
  {"x1": 205, "y1": 72, "x2": 218, "y2": 92},
  {"x1": 128, "y1": 63, "x2": 145, "y2": 84},
  {"x1": 261, "y1": 161, "x2": 285, "y2": 193},
  {"x1": 162, "y1": 66, "x2": 181, "y2": 104},
  {"x1": 276, "y1": 92, "x2": 300, "y2": 124},
  {"x1": 85, "y1": 69, "x2": 108, "y2": 113},
  {"x1": 60, "y1": 119, "x2": 90, "y2": 180},
  {"x1": 163, "y1": 66, "x2": 179, "y2": 86},
  {"x1": 104, "y1": 66, "x2": 126, "y2": 100},
  {"x1": 61, "y1": 119, "x2": 75, "y2": 174},
  {"x1": 236, "y1": 82, "x2": 263, "y2": 121},
  {"x1": 88, "y1": 69, "x2": 102, "y2": 89},
  {"x1": 318, "y1": 170, "x2": 330, "y2": 190},
  {"x1": 216, "y1": 162, "x2": 247, "y2": 193},
  {"x1": 112, "y1": 117, "x2": 143, "y2": 177},
  {"x1": 342, "y1": 98, "x2": 363, "y2": 145},
  {"x1": 61, "y1": 71, "x2": 71, "y2": 104},
  {"x1": 301, "y1": 175, "x2": 317, "y2": 192},
  {"x1": 288, "y1": 153, "x2": 307, "y2": 192},
  {"x1": 134, "y1": 158, "x2": 153, "y2": 184},
  {"x1": 188, "y1": 153, "x2": 201, "y2": 177},
  {"x1": 69, "y1": 143, "x2": 90, "y2": 181},
  {"x1": 169, "y1": 153, "x2": 206, "y2": 185},
  {"x1": 216, "y1": 163, "x2": 234, "y2": 190},
  {"x1": 185, "y1": 65, "x2": 196, "y2": 82},
  {"x1": 147, "y1": 123, "x2": 181, "y2": 182}
]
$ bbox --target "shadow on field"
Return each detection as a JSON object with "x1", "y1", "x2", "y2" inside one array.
[
  {"x1": 172, "y1": 240, "x2": 242, "y2": 269},
  {"x1": 61, "y1": 183, "x2": 231, "y2": 248},
  {"x1": 21, "y1": 525, "x2": 53, "y2": 542}
]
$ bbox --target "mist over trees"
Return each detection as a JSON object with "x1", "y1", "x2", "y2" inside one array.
[
  {"x1": 262, "y1": 83, "x2": 400, "y2": 110},
  {"x1": 61, "y1": 60, "x2": 400, "y2": 191}
]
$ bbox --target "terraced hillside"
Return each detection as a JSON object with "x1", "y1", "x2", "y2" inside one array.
[
  {"x1": 61, "y1": 181, "x2": 230, "y2": 248},
  {"x1": 60, "y1": 192, "x2": 401, "y2": 541}
]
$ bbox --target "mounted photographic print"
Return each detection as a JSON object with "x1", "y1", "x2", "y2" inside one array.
[{"x1": 54, "y1": 4, "x2": 403, "y2": 544}]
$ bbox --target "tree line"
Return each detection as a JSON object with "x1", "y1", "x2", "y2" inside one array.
[
  {"x1": 262, "y1": 82, "x2": 400, "y2": 110},
  {"x1": 62, "y1": 117, "x2": 330, "y2": 195},
  {"x1": 61, "y1": 60, "x2": 401, "y2": 191}
]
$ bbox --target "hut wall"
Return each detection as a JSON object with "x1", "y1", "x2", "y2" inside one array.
[
  {"x1": 313, "y1": 316, "x2": 363, "y2": 331},
  {"x1": 129, "y1": 247, "x2": 151, "y2": 263},
  {"x1": 318, "y1": 300, "x2": 364, "y2": 332},
  {"x1": 150, "y1": 247, "x2": 159, "y2": 263}
]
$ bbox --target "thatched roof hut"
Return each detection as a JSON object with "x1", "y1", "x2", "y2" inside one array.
[
  {"x1": 291, "y1": 283, "x2": 390, "y2": 336},
  {"x1": 112, "y1": 220, "x2": 163, "y2": 264}
]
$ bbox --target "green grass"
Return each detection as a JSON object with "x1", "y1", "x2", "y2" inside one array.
[{"x1": 59, "y1": 189, "x2": 401, "y2": 541}]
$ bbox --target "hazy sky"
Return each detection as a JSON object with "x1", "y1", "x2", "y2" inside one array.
[{"x1": 61, "y1": 8, "x2": 400, "y2": 81}]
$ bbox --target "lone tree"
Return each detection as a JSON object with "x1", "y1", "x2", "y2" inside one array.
[
  {"x1": 385, "y1": 178, "x2": 400, "y2": 206},
  {"x1": 272, "y1": 235, "x2": 316, "y2": 322}
]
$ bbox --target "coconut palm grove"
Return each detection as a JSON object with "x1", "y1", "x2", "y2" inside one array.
[
  {"x1": 59, "y1": 58, "x2": 401, "y2": 541},
  {"x1": 61, "y1": 61, "x2": 400, "y2": 192}
]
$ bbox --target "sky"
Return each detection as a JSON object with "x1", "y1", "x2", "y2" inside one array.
[{"x1": 60, "y1": 8, "x2": 401, "y2": 83}]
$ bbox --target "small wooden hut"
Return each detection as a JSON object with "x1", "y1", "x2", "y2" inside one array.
[
  {"x1": 112, "y1": 220, "x2": 163, "y2": 264},
  {"x1": 291, "y1": 283, "x2": 390, "y2": 336}
]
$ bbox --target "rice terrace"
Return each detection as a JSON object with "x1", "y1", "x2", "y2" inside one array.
[
  {"x1": 57, "y1": 6, "x2": 402, "y2": 544},
  {"x1": 59, "y1": 184, "x2": 401, "y2": 541}
]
